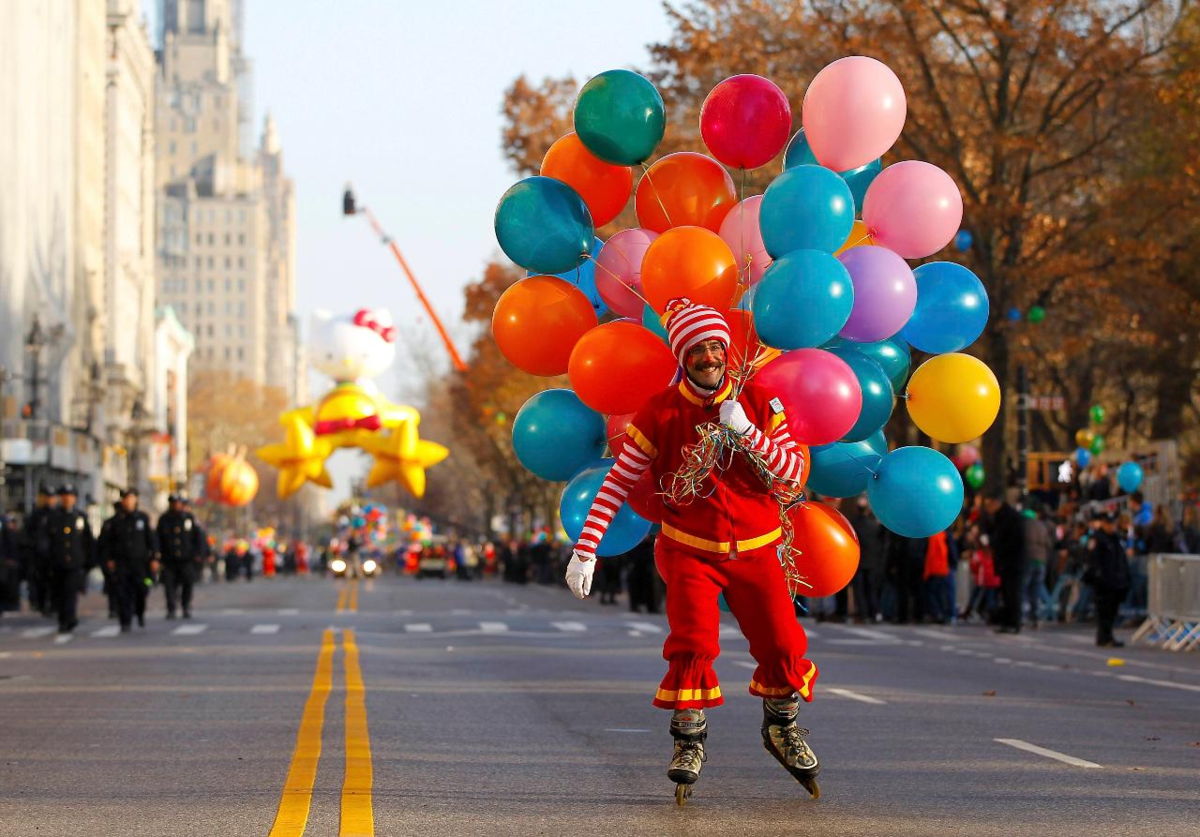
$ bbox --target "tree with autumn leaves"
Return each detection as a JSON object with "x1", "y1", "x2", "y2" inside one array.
[{"x1": 484, "y1": 0, "x2": 1200, "y2": 488}]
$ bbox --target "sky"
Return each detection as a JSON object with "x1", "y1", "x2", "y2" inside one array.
[{"x1": 144, "y1": 0, "x2": 675, "y2": 499}]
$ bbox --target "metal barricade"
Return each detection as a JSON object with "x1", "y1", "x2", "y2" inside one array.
[{"x1": 1130, "y1": 554, "x2": 1200, "y2": 651}]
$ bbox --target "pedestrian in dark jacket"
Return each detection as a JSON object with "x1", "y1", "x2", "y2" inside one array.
[
  {"x1": 846, "y1": 498, "x2": 885, "y2": 622},
  {"x1": 97, "y1": 489, "x2": 158, "y2": 632},
  {"x1": 983, "y1": 491, "x2": 1026, "y2": 634},
  {"x1": 1086, "y1": 511, "x2": 1131, "y2": 647},
  {"x1": 46, "y1": 484, "x2": 94, "y2": 633},
  {"x1": 20, "y1": 484, "x2": 59, "y2": 616},
  {"x1": 156, "y1": 494, "x2": 206, "y2": 618}
]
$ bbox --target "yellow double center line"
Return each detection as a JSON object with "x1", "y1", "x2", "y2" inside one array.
[
  {"x1": 336, "y1": 581, "x2": 360, "y2": 613},
  {"x1": 268, "y1": 628, "x2": 374, "y2": 836}
]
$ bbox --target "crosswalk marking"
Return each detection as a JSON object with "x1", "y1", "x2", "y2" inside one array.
[
  {"x1": 404, "y1": 623, "x2": 432, "y2": 633},
  {"x1": 53, "y1": 634, "x2": 74, "y2": 645},
  {"x1": 91, "y1": 626, "x2": 121, "y2": 638},
  {"x1": 171, "y1": 624, "x2": 208, "y2": 636},
  {"x1": 552, "y1": 622, "x2": 587, "y2": 632},
  {"x1": 21, "y1": 627, "x2": 56, "y2": 639},
  {"x1": 251, "y1": 624, "x2": 281, "y2": 635},
  {"x1": 626, "y1": 621, "x2": 663, "y2": 634},
  {"x1": 479, "y1": 622, "x2": 508, "y2": 633},
  {"x1": 277, "y1": 608, "x2": 300, "y2": 616}
]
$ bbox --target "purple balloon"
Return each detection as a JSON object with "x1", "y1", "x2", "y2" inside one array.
[{"x1": 837, "y1": 245, "x2": 917, "y2": 342}]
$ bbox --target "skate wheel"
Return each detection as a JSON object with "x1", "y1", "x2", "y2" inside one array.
[
  {"x1": 800, "y1": 777, "x2": 821, "y2": 800},
  {"x1": 675, "y1": 783, "x2": 692, "y2": 806}
]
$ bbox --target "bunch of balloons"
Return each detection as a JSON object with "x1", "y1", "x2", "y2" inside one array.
[
  {"x1": 495, "y1": 59, "x2": 1004, "y2": 558},
  {"x1": 1074, "y1": 403, "x2": 1108, "y2": 464}
]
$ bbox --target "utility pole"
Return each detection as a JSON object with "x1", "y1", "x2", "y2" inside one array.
[{"x1": 1017, "y1": 364, "x2": 1030, "y2": 502}]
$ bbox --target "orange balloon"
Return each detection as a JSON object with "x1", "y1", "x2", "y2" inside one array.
[
  {"x1": 635, "y1": 152, "x2": 738, "y2": 233},
  {"x1": 788, "y1": 501, "x2": 860, "y2": 597},
  {"x1": 641, "y1": 226, "x2": 739, "y2": 313},
  {"x1": 568, "y1": 321, "x2": 677, "y2": 414},
  {"x1": 492, "y1": 275, "x2": 598, "y2": 376},
  {"x1": 834, "y1": 219, "x2": 875, "y2": 256},
  {"x1": 541, "y1": 133, "x2": 633, "y2": 228}
]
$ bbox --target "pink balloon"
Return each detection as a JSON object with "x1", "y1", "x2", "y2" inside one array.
[
  {"x1": 802, "y1": 56, "x2": 907, "y2": 172},
  {"x1": 952, "y1": 444, "x2": 980, "y2": 470},
  {"x1": 837, "y1": 245, "x2": 917, "y2": 342},
  {"x1": 718, "y1": 195, "x2": 773, "y2": 285},
  {"x1": 595, "y1": 228, "x2": 658, "y2": 318},
  {"x1": 862, "y1": 162, "x2": 963, "y2": 259},
  {"x1": 755, "y1": 349, "x2": 863, "y2": 445}
]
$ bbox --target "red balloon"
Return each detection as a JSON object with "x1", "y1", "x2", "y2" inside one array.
[
  {"x1": 568, "y1": 321, "x2": 677, "y2": 415},
  {"x1": 788, "y1": 501, "x2": 860, "y2": 597},
  {"x1": 627, "y1": 467, "x2": 665, "y2": 524},
  {"x1": 606, "y1": 412, "x2": 635, "y2": 448},
  {"x1": 754, "y1": 349, "x2": 862, "y2": 445},
  {"x1": 700, "y1": 74, "x2": 793, "y2": 170},
  {"x1": 635, "y1": 152, "x2": 737, "y2": 233}
]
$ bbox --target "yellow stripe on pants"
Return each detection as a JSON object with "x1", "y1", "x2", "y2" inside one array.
[
  {"x1": 340, "y1": 629, "x2": 374, "y2": 836},
  {"x1": 268, "y1": 629, "x2": 336, "y2": 837}
]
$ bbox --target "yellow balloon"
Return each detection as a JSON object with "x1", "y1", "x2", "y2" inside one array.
[
  {"x1": 906, "y1": 353, "x2": 1001, "y2": 443},
  {"x1": 1075, "y1": 429, "x2": 1095, "y2": 449},
  {"x1": 834, "y1": 219, "x2": 875, "y2": 256}
]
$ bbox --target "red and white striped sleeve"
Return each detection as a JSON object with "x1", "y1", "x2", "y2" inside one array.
[
  {"x1": 574, "y1": 429, "x2": 655, "y2": 560},
  {"x1": 737, "y1": 413, "x2": 805, "y2": 484}
]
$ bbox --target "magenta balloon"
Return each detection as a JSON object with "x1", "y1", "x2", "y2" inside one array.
[
  {"x1": 594, "y1": 228, "x2": 658, "y2": 318},
  {"x1": 837, "y1": 245, "x2": 917, "y2": 342},
  {"x1": 718, "y1": 195, "x2": 772, "y2": 285},
  {"x1": 700, "y1": 74, "x2": 793, "y2": 170},
  {"x1": 755, "y1": 349, "x2": 863, "y2": 445},
  {"x1": 952, "y1": 444, "x2": 980, "y2": 470},
  {"x1": 862, "y1": 162, "x2": 963, "y2": 259},
  {"x1": 802, "y1": 56, "x2": 907, "y2": 172}
]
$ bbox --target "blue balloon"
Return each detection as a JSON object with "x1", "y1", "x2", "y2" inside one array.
[
  {"x1": 807, "y1": 431, "x2": 888, "y2": 498},
  {"x1": 1006, "y1": 307, "x2": 1022, "y2": 322},
  {"x1": 955, "y1": 229, "x2": 974, "y2": 251},
  {"x1": 783, "y1": 129, "x2": 880, "y2": 215},
  {"x1": 1117, "y1": 461, "x2": 1144, "y2": 494},
  {"x1": 529, "y1": 236, "x2": 607, "y2": 318},
  {"x1": 900, "y1": 262, "x2": 990, "y2": 354},
  {"x1": 823, "y1": 336, "x2": 911, "y2": 392},
  {"x1": 560, "y1": 464, "x2": 652, "y2": 556},
  {"x1": 760, "y1": 165, "x2": 855, "y2": 257},
  {"x1": 495, "y1": 176, "x2": 594, "y2": 275},
  {"x1": 752, "y1": 250, "x2": 853, "y2": 349},
  {"x1": 824, "y1": 346, "x2": 895, "y2": 442},
  {"x1": 641, "y1": 303, "x2": 669, "y2": 343},
  {"x1": 868, "y1": 447, "x2": 964, "y2": 538},
  {"x1": 512, "y1": 389, "x2": 606, "y2": 482},
  {"x1": 1075, "y1": 447, "x2": 1092, "y2": 468}
]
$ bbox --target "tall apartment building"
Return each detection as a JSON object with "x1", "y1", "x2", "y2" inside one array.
[{"x1": 153, "y1": 0, "x2": 302, "y2": 400}]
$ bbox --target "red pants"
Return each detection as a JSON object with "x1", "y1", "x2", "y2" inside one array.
[{"x1": 652, "y1": 537, "x2": 818, "y2": 709}]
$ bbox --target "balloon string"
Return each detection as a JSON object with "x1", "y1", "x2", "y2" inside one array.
[
  {"x1": 584, "y1": 253, "x2": 653, "y2": 310},
  {"x1": 640, "y1": 162, "x2": 673, "y2": 228}
]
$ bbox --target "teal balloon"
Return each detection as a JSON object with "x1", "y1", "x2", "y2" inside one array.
[
  {"x1": 760, "y1": 165, "x2": 855, "y2": 257},
  {"x1": 512, "y1": 390, "x2": 606, "y2": 481},
  {"x1": 574, "y1": 69, "x2": 665, "y2": 165},
  {"x1": 825, "y1": 345, "x2": 895, "y2": 442},
  {"x1": 560, "y1": 464, "x2": 652, "y2": 556},
  {"x1": 824, "y1": 336, "x2": 911, "y2": 392},
  {"x1": 718, "y1": 592, "x2": 732, "y2": 613},
  {"x1": 1117, "y1": 462, "x2": 1143, "y2": 493},
  {"x1": 752, "y1": 250, "x2": 853, "y2": 349},
  {"x1": 900, "y1": 262, "x2": 989, "y2": 354},
  {"x1": 867, "y1": 447, "x2": 964, "y2": 538},
  {"x1": 495, "y1": 177, "x2": 594, "y2": 275},
  {"x1": 807, "y1": 431, "x2": 888, "y2": 498},
  {"x1": 530, "y1": 236, "x2": 607, "y2": 318},
  {"x1": 783, "y1": 129, "x2": 880, "y2": 214},
  {"x1": 641, "y1": 303, "x2": 668, "y2": 343}
]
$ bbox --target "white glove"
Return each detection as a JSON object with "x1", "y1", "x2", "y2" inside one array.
[
  {"x1": 719, "y1": 400, "x2": 754, "y2": 435},
  {"x1": 565, "y1": 551, "x2": 596, "y2": 599}
]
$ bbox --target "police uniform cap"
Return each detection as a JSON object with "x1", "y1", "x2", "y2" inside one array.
[
  {"x1": 38, "y1": 483, "x2": 57, "y2": 496},
  {"x1": 119, "y1": 487, "x2": 139, "y2": 499},
  {"x1": 57, "y1": 483, "x2": 77, "y2": 497}
]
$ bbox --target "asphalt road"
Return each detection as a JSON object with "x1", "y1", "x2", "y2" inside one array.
[{"x1": 1, "y1": 573, "x2": 1197, "y2": 837}]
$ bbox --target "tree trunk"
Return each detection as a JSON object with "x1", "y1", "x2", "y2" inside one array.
[{"x1": 981, "y1": 328, "x2": 1011, "y2": 495}]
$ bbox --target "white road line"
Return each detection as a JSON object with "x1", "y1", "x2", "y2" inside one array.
[
  {"x1": 828, "y1": 638, "x2": 893, "y2": 646},
  {"x1": 1117, "y1": 674, "x2": 1200, "y2": 693},
  {"x1": 277, "y1": 608, "x2": 299, "y2": 616},
  {"x1": 627, "y1": 630, "x2": 645, "y2": 637},
  {"x1": 0, "y1": 651, "x2": 11, "y2": 659},
  {"x1": 21, "y1": 627, "x2": 56, "y2": 638},
  {"x1": 404, "y1": 623, "x2": 433, "y2": 633},
  {"x1": 913, "y1": 628, "x2": 962, "y2": 641},
  {"x1": 220, "y1": 609, "x2": 244, "y2": 615},
  {"x1": 451, "y1": 609, "x2": 470, "y2": 616},
  {"x1": 993, "y1": 657, "x2": 1013, "y2": 663},
  {"x1": 995, "y1": 738, "x2": 1102, "y2": 769},
  {"x1": 604, "y1": 728, "x2": 650, "y2": 733},
  {"x1": 171, "y1": 624, "x2": 208, "y2": 636},
  {"x1": 551, "y1": 622, "x2": 587, "y2": 632},
  {"x1": 479, "y1": 621, "x2": 508, "y2": 633},
  {"x1": 626, "y1": 621, "x2": 663, "y2": 633},
  {"x1": 734, "y1": 661, "x2": 757, "y2": 670},
  {"x1": 825, "y1": 688, "x2": 887, "y2": 705},
  {"x1": 834, "y1": 626, "x2": 896, "y2": 641},
  {"x1": 250, "y1": 624, "x2": 281, "y2": 635},
  {"x1": 91, "y1": 626, "x2": 121, "y2": 638},
  {"x1": 53, "y1": 634, "x2": 73, "y2": 645}
]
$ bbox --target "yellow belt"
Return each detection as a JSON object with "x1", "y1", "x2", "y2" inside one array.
[{"x1": 660, "y1": 523, "x2": 782, "y2": 554}]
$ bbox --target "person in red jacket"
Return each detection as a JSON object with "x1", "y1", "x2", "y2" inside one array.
[{"x1": 566, "y1": 299, "x2": 820, "y2": 803}]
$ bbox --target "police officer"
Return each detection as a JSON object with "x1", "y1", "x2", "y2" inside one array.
[
  {"x1": 20, "y1": 483, "x2": 59, "y2": 616},
  {"x1": 98, "y1": 488, "x2": 158, "y2": 632},
  {"x1": 1086, "y1": 510, "x2": 1132, "y2": 648},
  {"x1": 0, "y1": 511, "x2": 21, "y2": 614},
  {"x1": 46, "y1": 484, "x2": 94, "y2": 633},
  {"x1": 157, "y1": 494, "x2": 205, "y2": 619}
]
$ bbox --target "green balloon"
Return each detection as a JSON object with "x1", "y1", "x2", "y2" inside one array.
[
  {"x1": 824, "y1": 336, "x2": 911, "y2": 392},
  {"x1": 1090, "y1": 434, "x2": 1105, "y2": 455},
  {"x1": 574, "y1": 70, "x2": 665, "y2": 166},
  {"x1": 965, "y1": 462, "x2": 986, "y2": 489},
  {"x1": 1027, "y1": 305, "x2": 1046, "y2": 323},
  {"x1": 1089, "y1": 404, "x2": 1106, "y2": 424}
]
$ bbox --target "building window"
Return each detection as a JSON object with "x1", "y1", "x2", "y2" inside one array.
[
  {"x1": 238, "y1": 257, "x2": 245, "y2": 269},
  {"x1": 225, "y1": 347, "x2": 231, "y2": 361},
  {"x1": 208, "y1": 325, "x2": 214, "y2": 337},
  {"x1": 225, "y1": 302, "x2": 232, "y2": 315},
  {"x1": 207, "y1": 302, "x2": 215, "y2": 315},
  {"x1": 225, "y1": 279, "x2": 231, "y2": 292},
  {"x1": 207, "y1": 257, "x2": 214, "y2": 269},
  {"x1": 195, "y1": 233, "x2": 202, "y2": 245},
  {"x1": 168, "y1": 140, "x2": 176, "y2": 154},
  {"x1": 225, "y1": 257, "x2": 231, "y2": 269},
  {"x1": 225, "y1": 324, "x2": 232, "y2": 337},
  {"x1": 238, "y1": 302, "x2": 245, "y2": 318},
  {"x1": 207, "y1": 233, "x2": 214, "y2": 245},
  {"x1": 238, "y1": 233, "x2": 245, "y2": 245},
  {"x1": 238, "y1": 278, "x2": 245, "y2": 291},
  {"x1": 207, "y1": 279, "x2": 214, "y2": 292},
  {"x1": 194, "y1": 278, "x2": 201, "y2": 293},
  {"x1": 194, "y1": 256, "x2": 201, "y2": 269},
  {"x1": 225, "y1": 210, "x2": 232, "y2": 222},
  {"x1": 239, "y1": 210, "x2": 246, "y2": 222},
  {"x1": 239, "y1": 325, "x2": 246, "y2": 337},
  {"x1": 190, "y1": 141, "x2": 197, "y2": 156},
  {"x1": 237, "y1": 347, "x2": 244, "y2": 360}
]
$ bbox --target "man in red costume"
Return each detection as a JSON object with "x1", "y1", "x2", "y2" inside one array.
[{"x1": 566, "y1": 299, "x2": 821, "y2": 802}]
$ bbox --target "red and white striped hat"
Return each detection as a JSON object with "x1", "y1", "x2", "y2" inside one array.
[{"x1": 664, "y1": 298, "x2": 730, "y2": 365}]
